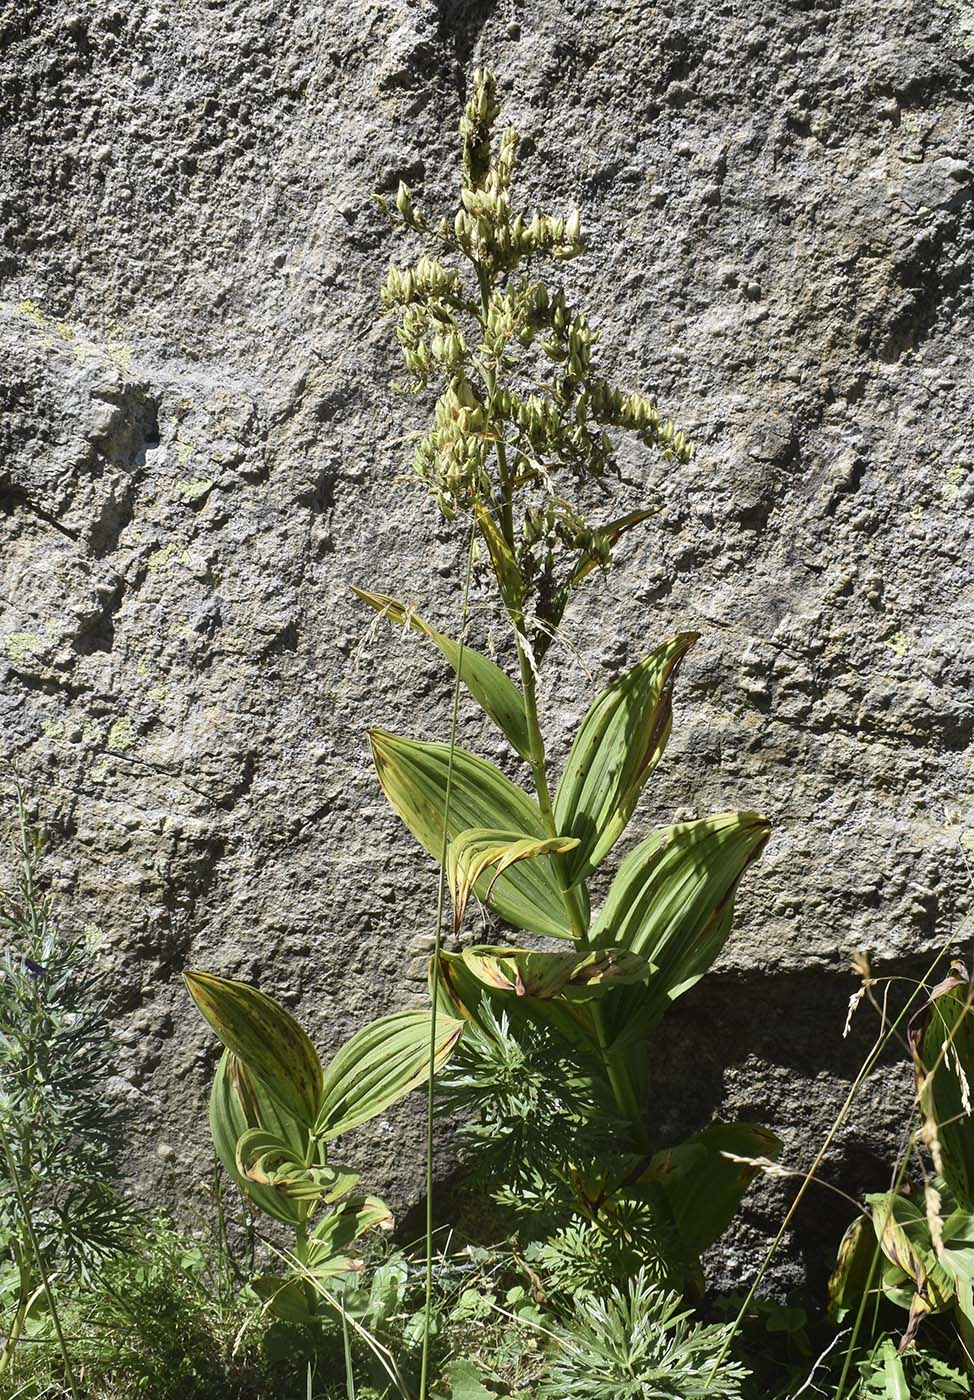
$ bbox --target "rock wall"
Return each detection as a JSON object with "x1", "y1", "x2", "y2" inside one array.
[{"x1": 1, "y1": 0, "x2": 972, "y2": 1290}]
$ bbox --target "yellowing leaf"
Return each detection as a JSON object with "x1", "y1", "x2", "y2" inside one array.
[
  {"x1": 209, "y1": 1052, "x2": 309, "y2": 1225},
  {"x1": 459, "y1": 944, "x2": 652, "y2": 1000},
  {"x1": 447, "y1": 827, "x2": 579, "y2": 931},
  {"x1": 235, "y1": 1127, "x2": 360, "y2": 1204}
]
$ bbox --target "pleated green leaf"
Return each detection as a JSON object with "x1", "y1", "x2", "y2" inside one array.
[
  {"x1": 909, "y1": 966, "x2": 974, "y2": 1212},
  {"x1": 316, "y1": 1009, "x2": 463, "y2": 1140},
  {"x1": 252, "y1": 1276, "x2": 314, "y2": 1324},
  {"x1": 447, "y1": 827, "x2": 579, "y2": 932},
  {"x1": 186, "y1": 970, "x2": 323, "y2": 1128},
  {"x1": 592, "y1": 811, "x2": 771, "y2": 1045},
  {"x1": 554, "y1": 633, "x2": 698, "y2": 883},
  {"x1": 640, "y1": 1123, "x2": 782, "y2": 1257},
  {"x1": 209, "y1": 1051, "x2": 310, "y2": 1225},
  {"x1": 370, "y1": 729, "x2": 586, "y2": 938},
  {"x1": 352, "y1": 588, "x2": 531, "y2": 759},
  {"x1": 308, "y1": 1196, "x2": 395, "y2": 1273}
]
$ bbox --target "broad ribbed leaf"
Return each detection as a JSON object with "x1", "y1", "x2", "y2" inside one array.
[
  {"x1": 209, "y1": 1051, "x2": 309, "y2": 1224},
  {"x1": 252, "y1": 1276, "x2": 314, "y2": 1324},
  {"x1": 447, "y1": 828, "x2": 579, "y2": 932},
  {"x1": 554, "y1": 634, "x2": 698, "y2": 883},
  {"x1": 186, "y1": 970, "x2": 323, "y2": 1127},
  {"x1": 316, "y1": 1009, "x2": 463, "y2": 1140},
  {"x1": 352, "y1": 588, "x2": 531, "y2": 759},
  {"x1": 909, "y1": 967, "x2": 974, "y2": 1212},
  {"x1": 641, "y1": 1123, "x2": 782, "y2": 1256},
  {"x1": 459, "y1": 944, "x2": 653, "y2": 1001},
  {"x1": 235, "y1": 1128, "x2": 359, "y2": 1204},
  {"x1": 308, "y1": 1197, "x2": 394, "y2": 1274},
  {"x1": 434, "y1": 949, "x2": 604, "y2": 1056},
  {"x1": 370, "y1": 730, "x2": 586, "y2": 938},
  {"x1": 592, "y1": 812, "x2": 770, "y2": 1045}
]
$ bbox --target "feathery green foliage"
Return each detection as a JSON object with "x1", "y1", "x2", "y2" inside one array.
[
  {"x1": 540, "y1": 1270, "x2": 749, "y2": 1399},
  {"x1": 0, "y1": 787, "x2": 133, "y2": 1383}
]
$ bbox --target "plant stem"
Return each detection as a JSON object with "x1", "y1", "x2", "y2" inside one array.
[
  {"x1": 472, "y1": 260, "x2": 647, "y2": 1139},
  {"x1": 507, "y1": 519, "x2": 646, "y2": 1138},
  {"x1": 0, "y1": 1243, "x2": 29, "y2": 1379},
  {"x1": 0, "y1": 1118, "x2": 80, "y2": 1400},
  {"x1": 419, "y1": 527, "x2": 475, "y2": 1400}
]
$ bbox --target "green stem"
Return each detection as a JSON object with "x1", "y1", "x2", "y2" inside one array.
[
  {"x1": 0, "y1": 1119, "x2": 80, "y2": 1400},
  {"x1": 419, "y1": 526, "x2": 475, "y2": 1400},
  {"x1": 0, "y1": 1244, "x2": 29, "y2": 1379},
  {"x1": 474, "y1": 257, "x2": 646, "y2": 1142}
]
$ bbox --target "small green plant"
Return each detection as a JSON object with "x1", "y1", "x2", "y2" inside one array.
[
  {"x1": 183, "y1": 969, "x2": 462, "y2": 1329},
  {"x1": 854, "y1": 1336, "x2": 969, "y2": 1398},
  {"x1": 829, "y1": 963, "x2": 974, "y2": 1368},
  {"x1": 539, "y1": 1269, "x2": 749, "y2": 1399},
  {"x1": 365, "y1": 65, "x2": 778, "y2": 1312},
  {"x1": 0, "y1": 787, "x2": 132, "y2": 1387}
]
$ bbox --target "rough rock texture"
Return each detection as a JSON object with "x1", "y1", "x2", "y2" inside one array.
[{"x1": 1, "y1": 0, "x2": 973, "y2": 1292}]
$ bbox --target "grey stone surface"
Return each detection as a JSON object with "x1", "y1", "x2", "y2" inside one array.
[{"x1": 1, "y1": 0, "x2": 973, "y2": 1290}]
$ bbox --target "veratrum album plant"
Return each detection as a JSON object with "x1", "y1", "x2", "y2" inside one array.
[
  {"x1": 363, "y1": 66, "x2": 779, "y2": 1299},
  {"x1": 182, "y1": 970, "x2": 462, "y2": 1324}
]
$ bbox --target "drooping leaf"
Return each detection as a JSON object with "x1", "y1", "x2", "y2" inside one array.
[
  {"x1": 640, "y1": 1123, "x2": 782, "y2": 1256},
  {"x1": 554, "y1": 634, "x2": 698, "y2": 883},
  {"x1": 185, "y1": 970, "x2": 323, "y2": 1128},
  {"x1": 447, "y1": 827, "x2": 579, "y2": 931},
  {"x1": 370, "y1": 730, "x2": 587, "y2": 938},
  {"x1": 433, "y1": 948, "x2": 602, "y2": 1054},
  {"x1": 867, "y1": 1190, "x2": 954, "y2": 1318},
  {"x1": 592, "y1": 811, "x2": 771, "y2": 1047},
  {"x1": 209, "y1": 1051, "x2": 309, "y2": 1225},
  {"x1": 908, "y1": 966, "x2": 974, "y2": 1212},
  {"x1": 458, "y1": 944, "x2": 653, "y2": 1001},
  {"x1": 352, "y1": 587, "x2": 532, "y2": 759},
  {"x1": 234, "y1": 1127, "x2": 359, "y2": 1204},
  {"x1": 316, "y1": 1009, "x2": 463, "y2": 1140},
  {"x1": 828, "y1": 1215, "x2": 881, "y2": 1323}
]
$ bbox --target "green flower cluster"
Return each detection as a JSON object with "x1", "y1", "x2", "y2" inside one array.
[{"x1": 377, "y1": 68, "x2": 691, "y2": 646}]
